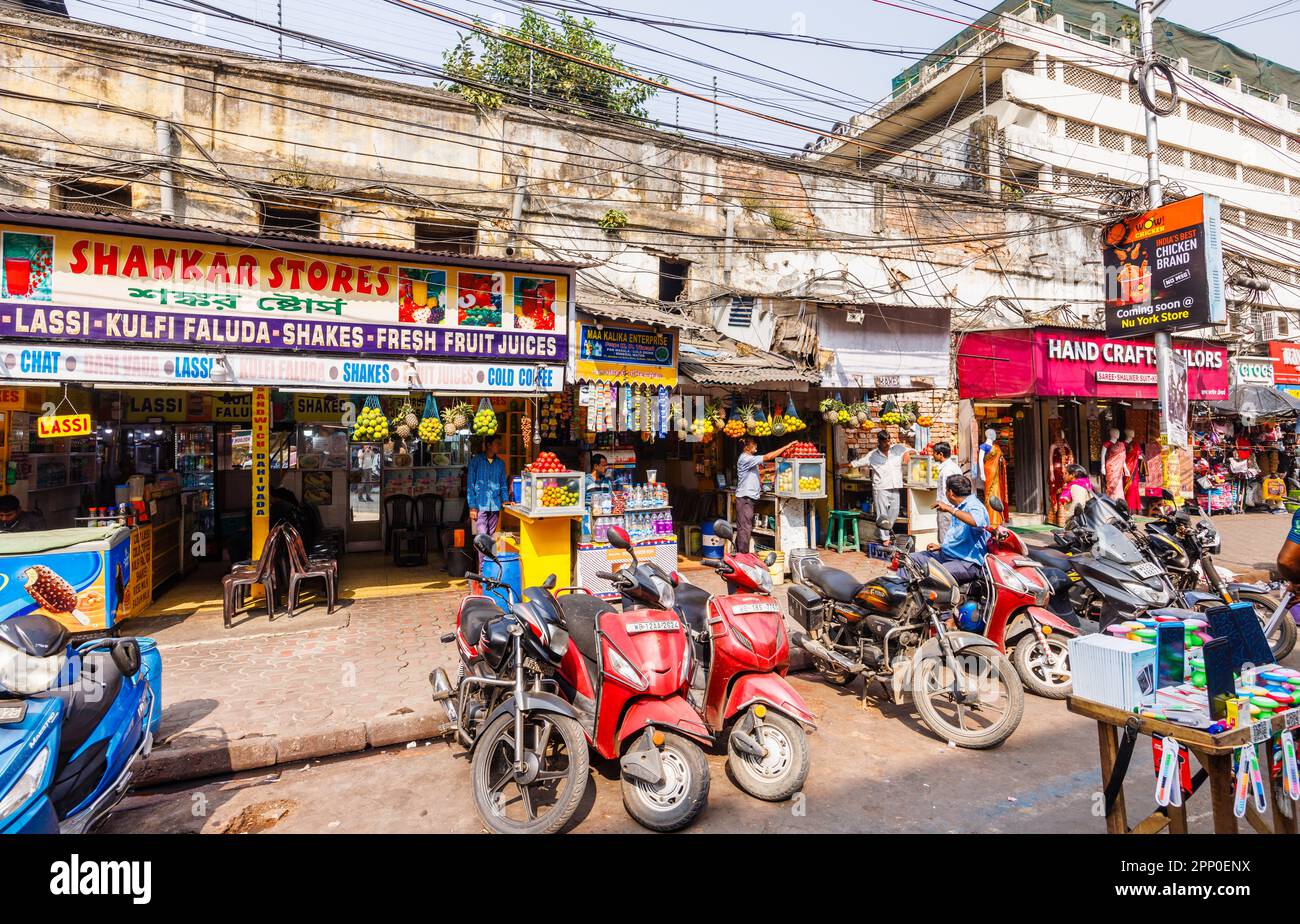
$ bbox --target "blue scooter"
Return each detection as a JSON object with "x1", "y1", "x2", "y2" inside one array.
[{"x1": 0, "y1": 613, "x2": 162, "y2": 834}]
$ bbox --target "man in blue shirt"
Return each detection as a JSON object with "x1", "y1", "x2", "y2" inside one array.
[
  {"x1": 911, "y1": 474, "x2": 989, "y2": 584},
  {"x1": 735, "y1": 436, "x2": 797, "y2": 553},
  {"x1": 1276, "y1": 506, "x2": 1300, "y2": 589},
  {"x1": 467, "y1": 434, "x2": 510, "y2": 556}
]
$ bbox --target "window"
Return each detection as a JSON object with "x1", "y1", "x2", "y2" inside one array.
[
  {"x1": 658, "y1": 258, "x2": 688, "y2": 303},
  {"x1": 52, "y1": 179, "x2": 133, "y2": 215},
  {"x1": 260, "y1": 202, "x2": 321, "y2": 238},
  {"x1": 726, "y1": 297, "x2": 755, "y2": 328},
  {"x1": 414, "y1": 220, "x2": 478, "y2": 255}
]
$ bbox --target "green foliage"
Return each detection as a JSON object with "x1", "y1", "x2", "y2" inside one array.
[
  {"x1": 442, "y1": 7, "x2": 663, "y2": 120},
  {"x1": 599, "y1": 208, "x2": 628, "y2": 232}
]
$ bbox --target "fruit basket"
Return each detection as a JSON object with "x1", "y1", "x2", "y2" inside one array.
[
  {"x1": 516, "y1": 452, "x2": 586, "y2": 517},
  {"x1": 775, "y1": 448, "x2": 825, "y2": 499}
]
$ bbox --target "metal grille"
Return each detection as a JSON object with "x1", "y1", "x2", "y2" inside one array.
[
  {"x1": 1187, "y1": 105, "x2": 1235, "y2": 134},
  {"x1": 1243, "y1": 212, "x2": 1289, "y2": 238},
  {"x1": 1045, "y1": 57, "x2": 1058, "y2": 81},
  {"x1": 1190, "y1": 151, "x2": 1237, "y2": 179},
  {"x1": 1098, "y1": 127, "x2": 1126, "y2": 152},
  {"x1": 1063, "y1": 118, "x2": 1093, "y2": 144},
  {"x1": 1159, "y1": 144, "x2": 1186, "y2": 168},
  {"x1": 1241, "y1": 121, "x2": 1283, "y2": 147},
  {"x1": 51, "y1": 180, "x2": 133, "y2": 216},
  {"x1": 1061, "y1": 64, "x2": 1121, "y2": 99},
  {"x1": 1243, "y1": 166, "x2": 1286, "y2": 192}
]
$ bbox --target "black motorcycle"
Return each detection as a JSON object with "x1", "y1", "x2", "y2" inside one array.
[
  {"x1": 434, "y1": 534, "x2": 589, "y2": 835},
  {"x1": 789, "y1": 546, "x2": 1023, "y2": 749}
]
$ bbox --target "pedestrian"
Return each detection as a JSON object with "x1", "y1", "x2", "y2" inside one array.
[
  {"x1": 467, "y1": 433, "x2": 509, "y2": 559},
  {"x1": 1276, "y1": 501, "x2": 1300, "y2": 590},
  {"x1": 932, "y1": 441, "x2": 963, "y2": 543},
  {"x1": 911, "y1": 474, "x2": 988, "y2": 585},
  {"x1": 846, "y1": 430, "x2": 915, "y2": 548},
  {"x1": 735, "y1": 436, "x2": 798, "y2": 553},
  {"x1": 1058, "y1": 463, "x2": 1095, "y2": 523}
]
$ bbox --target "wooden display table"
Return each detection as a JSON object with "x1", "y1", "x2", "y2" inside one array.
[{"x1": 1068, "y1": 695, "x2": 1299, "y2": 835}]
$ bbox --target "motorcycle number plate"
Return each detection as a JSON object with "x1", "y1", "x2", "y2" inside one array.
[
  {"x1": 0, "y1": 701, "x2": 27, "y2": 724},
  {"x1": 626, "y1": 620, "x2": 680, "y2": 634},
  {"x1": 731, "y1": 603, "x2": 779, "y2": 614},
  {"x1": 1133, "y1": 562, "x2": 1162, "y2": 579}
]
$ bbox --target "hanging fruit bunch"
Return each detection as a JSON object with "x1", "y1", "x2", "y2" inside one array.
[
  {"x1": 705, "y1": 400, "x2": 725, "y2": 431},
  {"x1": 820, "y1": 398, "x2": 847, "y2": 425},
  {"x1": 689, "y1": 416, "x2": 715, "y2": 441},
  {"x1": 473, "y1": 404, "x2": 499, "y2": 436},
  {"x1": 391, "y1": 400, "x2": 419, "y2": 442},
  {"x1": 520, "y1": 414, "x2": 533, "y2": 447},
  {"x1": 351, "y1": 396, "x2": 389, "y2": 442},
  {"x1": 444, "y1": 401, "x2": 472, "y2": 434},
  {"x1": 748, "y1": 407, "x2": 773, "y2": 437},
  {"x1": 916, "y1": 414, "x2": 934, "y2": 428}
]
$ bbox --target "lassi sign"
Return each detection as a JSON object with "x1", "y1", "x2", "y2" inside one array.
[
  {"x1": 0, "y1": 223, "x2": 569, "y2": 360},
  {"x1": 36, "y1": 413, "x2": 91, "y2": 438}
]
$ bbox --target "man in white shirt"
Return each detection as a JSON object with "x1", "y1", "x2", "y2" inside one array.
[
  {"x1": 932, "y1": 442, "x2": 964, "y2": 543},
  {"x1": 735, "y1": 437, "x2": 798, "y2": 553},
  {"x1": 847, "y1": 430, "x2": 914, "y2": 547}
]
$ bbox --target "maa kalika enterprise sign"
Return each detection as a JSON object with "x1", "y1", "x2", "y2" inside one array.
[{"x1": 0, "y1": 223, "x2": 569, "y2": 360}]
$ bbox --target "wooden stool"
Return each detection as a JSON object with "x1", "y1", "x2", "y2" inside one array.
[{"x1": 826, "y1": 510, "x2": 861, "y2": 553}]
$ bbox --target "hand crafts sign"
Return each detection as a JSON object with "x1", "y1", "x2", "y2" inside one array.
[{"x1": 0, "y1": 224, "x2": 569, "y2": 360}]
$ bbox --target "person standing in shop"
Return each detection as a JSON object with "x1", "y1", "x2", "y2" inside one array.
[
  {"x1": 467, "y1": 434, "x2": 510, "y2": 557},
  {"x1": 846, "y1": 430, "x2": 915, "y2": 548},
  {"x1": 932, "y1": 442, "x2": 963, "y2": 543},
  {"x1": 735, "y1": 436, "x2": 798, "y2": 554}
]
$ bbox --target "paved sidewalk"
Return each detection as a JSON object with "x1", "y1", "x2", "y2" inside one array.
[{"x1": 134, "y1": 550, "x2": 888, "y2": 785}]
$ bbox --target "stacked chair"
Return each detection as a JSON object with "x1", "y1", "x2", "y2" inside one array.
[{"x1": 221, "y1": 519, "x2": 340, "y2": 627}]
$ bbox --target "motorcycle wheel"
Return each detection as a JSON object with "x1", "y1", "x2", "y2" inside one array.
[
  {"x1": 1011, "y1": 635, "x2": 1073, "y2": 699},
  {"x1": 620, "y1": 730, "x2": 710, "y2": 832},
  {"x1": 910, "y1": 649, "x2": 1024, "y2": 749},
  {"x1": 725, "y1": 710, "x2": 810, "y2": 802},
  {"x1": 471, "y1": 711, "x2": 589, "y2": 835},
  {"x1": 1194, "y1": 590, "x2": 1297, "y2": 661}
]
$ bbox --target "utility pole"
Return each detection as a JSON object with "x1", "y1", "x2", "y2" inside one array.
[{"x1": 1137, "y1": 0, "x2": 1177, "y2": 483}]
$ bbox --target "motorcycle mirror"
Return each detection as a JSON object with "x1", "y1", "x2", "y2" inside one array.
[
  {"x1": 764, "y1": 551, "x2": 777, "y2": 567},
  {"x1": 1160, "y1": 489, "x2": 1175, "y2": 501},
  {"x1": 712, "y1": 519, "x2": 734, "y2": 542},
  {"x1": 473, "y1": 532, "x2": 497, "y2": 559},
  {"x1": 543, "y1": 574, "x2": 557, "y2": 590},
  {"x1": 606, "y1": 525, "x2": 632, "y2": 551},
  {"x1": 670, "y1": 570, "x2": 681, "y2": 587},
  {"x1": 989, "y1": 496, "x2": 1005, "y2": 514}
]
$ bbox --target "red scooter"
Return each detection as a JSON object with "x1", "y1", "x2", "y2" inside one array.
[
  {"x1": 545, "y1": 526, "x2": 713, "y2": 832},
  {"x1": 967, "y1": 498, "x2": 1079, "y2": 699},
  {"x1": 665, "y1": 520, "x2": 815, "y2": 801}
]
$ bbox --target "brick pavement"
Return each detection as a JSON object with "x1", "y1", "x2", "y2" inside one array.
[{"x1": 140, "y1": 549, "x2": 888, "y2": 784}]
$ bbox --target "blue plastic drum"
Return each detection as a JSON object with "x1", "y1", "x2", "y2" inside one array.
[
  {"x1": 701, "y1": 521, "x2": 724, "y2": 560},
  {"x1": 480, "y1": 552, "x2": 522, "y2": 611}
]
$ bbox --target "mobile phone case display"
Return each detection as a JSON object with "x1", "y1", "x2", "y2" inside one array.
[{"x1": 775, "y1": 458, "x2": 826, "y2": 499}]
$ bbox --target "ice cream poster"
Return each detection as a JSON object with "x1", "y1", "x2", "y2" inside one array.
[{"x1": 0, "y1": 540, "x2": 131, "y2": 632}]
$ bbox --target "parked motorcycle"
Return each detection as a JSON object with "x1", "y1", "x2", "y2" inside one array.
[
  {"x1": 539, "y1": 527, "x2": 711, "y2": 831},
  {"x1": 0, "y1": 614, "x2": 161, "y2": 833},
  {"x1": 632, "y1": 520, "x2": 815, "y2": 801},
  {"x1": 790, "y1": 546, "x2": 1024, "y2": 749},
  {"x1": 966, "y1": 499, "x2": 1081, "y2": 699},
  {"x1": 1142, "y1": 495, "x2": 1296, "y2": 659},
  {"x1": 437, "y1": 536, "x2": 590, "y2": 835}
]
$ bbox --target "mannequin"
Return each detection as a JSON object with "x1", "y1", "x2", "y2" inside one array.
[
  {"x1": 1123, "y1": 427, "x2": 1142, "y2": 513},
  {"x1": 1047, "y1": 419, "x2": 1075, "y2": 527},
  {"x1": 1101, "y1": 427, "x2": 1127, "y2": 503},
  {"x1": 979, "y1": 427, "x2": 1008, "y2": 527}
]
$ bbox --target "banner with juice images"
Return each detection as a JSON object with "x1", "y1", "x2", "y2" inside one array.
[{"x1": 0, "y1": 223, "x2": 569, "y2": 361}]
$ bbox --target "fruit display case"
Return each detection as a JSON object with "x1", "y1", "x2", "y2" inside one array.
[
  {"x1": 905, "y1": 456, "x2": 940, "y2": 489},
  {"x1": 516, "y1": 453, "x2": 585, "y2": 517},
  {"x1": 774, "y1": 457, "x2": 825, "y2": 499}
]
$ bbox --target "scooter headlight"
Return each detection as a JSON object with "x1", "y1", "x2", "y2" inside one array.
[
  {"x1": 1122, "y1": 581, "x2": 1168, "y2": 605},
  {"x1": 739, "y1": 562, "x2": 773, "y2": 595},
  {"x1": 602, "y1": 640, "x2": 648, "y2": 691},
  {"x1": 649, "y1": 575, "x2": 676, "y2": 611},
  {"x1": 0, "y1": 746, "x2": 49, "y2": 824}
]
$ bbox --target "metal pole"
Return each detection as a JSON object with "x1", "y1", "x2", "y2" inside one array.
[{"x1": 1139, "y1": 0, "x2": 1176, "y2": 489}]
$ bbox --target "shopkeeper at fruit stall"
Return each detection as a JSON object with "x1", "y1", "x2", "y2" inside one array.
[
  {"x1": 585, "y1": 454, "x2": 612, "y2": 493},
  {"x1": 467, "y1": 434, "x2": 510, "y2": 558},
  {"x1": 736, "y1": 437, "x2": 799, "y2": 554},
  {"x1": 845, "y1": 430, "x2": 915, "y2": 548}
]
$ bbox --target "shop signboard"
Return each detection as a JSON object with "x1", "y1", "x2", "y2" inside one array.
[
  {"x1": 36, "y1": 413, "x2": 91, "y2": 439},
  {"x1": 0, "y1": 223, "x2": 568, "y2": 360},
  {"x1": 956, "y1": 328, "x2": 1228, "y2": 401},
  {"x1": 0, "y1": 343, "x2": 562, "y2": 394},
  {"x1": 575, "y1": 322, "x2": 677, "y2": 387},
  {"x1": 250, "y1": 387, "x2": 271, "y2": 558},
  {"x1": 1102, "y1": 194, "x2": 1226, "y2": 336},
  {"x1": 1231, "y1": 357, "x2": 1275, "y2": 388},
  {"x1": 1269, "y1": 341, "x2": 1300, "y2": 387}
]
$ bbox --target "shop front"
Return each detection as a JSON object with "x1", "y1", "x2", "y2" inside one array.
[
  {"x1": 956, "y1": 327, "x2": 1229, "y2": 523},
  {"x1": 0, "y1": 209, "x2": 571, "y2": 629}
]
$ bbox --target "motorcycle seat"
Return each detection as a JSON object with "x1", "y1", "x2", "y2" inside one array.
[
  {"x1": 1027, "y1": 547, "x2": 1073, "y2": 572},
  {"x1": 459, "y1": 597, "x2": 503, "y2": 651},
  {"x1": 35, "y1": 651, "x2": 125, "y2": 770},
  {"x1": 675, "y1": 582, "x2": 710, "y2": 635},
  {"x1": 0, "y1": 612, "x2": 69, "y2": 658},
  {"x1": 558, "y1": 593, "x2": 615, "y2": 662},
  {"x1": 806, "y1": 563, "x2": 863, "y2": 604}
]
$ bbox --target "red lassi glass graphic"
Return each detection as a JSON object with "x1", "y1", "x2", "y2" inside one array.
[{"x1": 4, "y1": 257, "x2": 31, "y2": 297}]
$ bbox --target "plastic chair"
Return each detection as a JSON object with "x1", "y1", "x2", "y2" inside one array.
[
  {"x1": 222, "y1": 527, "x2": 282, "y2": 627},
  {"x1": 283, "y1": 525, "x2": 337, "y2": 618},
  {"x1": 415, "y1": 493, "x2": 459, "y2": 554},
  {"x1": 826, "y1": 509, "x2": 861, "y2": 553},
  {"x1": 382, "y1": 494, "x2": 415, "y2": 554}
]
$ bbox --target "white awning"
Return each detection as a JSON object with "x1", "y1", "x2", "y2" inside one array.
[{"x1": 818, "y1": 305, "x2": 950, "y2": 390}]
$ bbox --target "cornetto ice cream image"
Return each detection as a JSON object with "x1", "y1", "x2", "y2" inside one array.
[{"x1": 22, "y1": 565, "x2": 91, "y2": 625}]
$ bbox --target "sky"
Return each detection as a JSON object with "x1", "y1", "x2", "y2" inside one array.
[{"x1": 61, "y1": 0, "x2": 1300, "y2": 153}]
